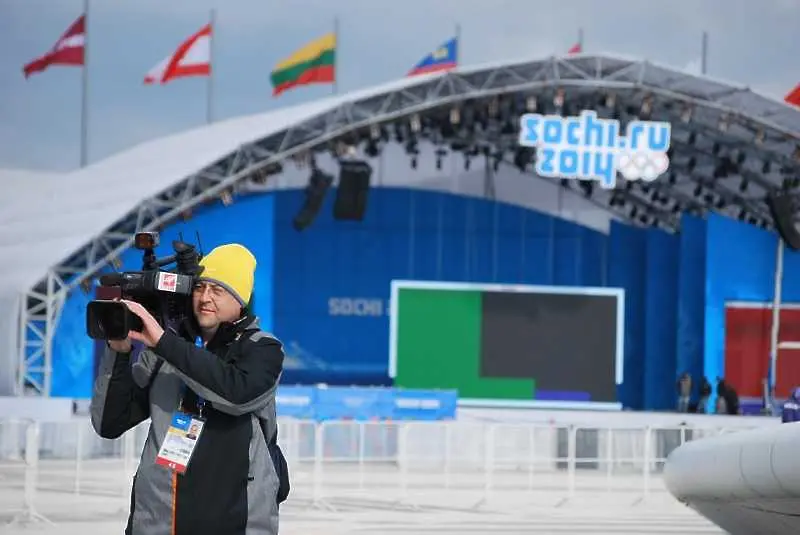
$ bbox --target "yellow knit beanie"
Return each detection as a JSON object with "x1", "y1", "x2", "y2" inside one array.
[{"x1": 198, "y1": 243, "x2": 256, "y2": 305}]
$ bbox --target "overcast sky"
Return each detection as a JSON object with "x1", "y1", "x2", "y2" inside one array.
[{"x1": 1, "y1": 0, "x2": 798, "y2": 171}]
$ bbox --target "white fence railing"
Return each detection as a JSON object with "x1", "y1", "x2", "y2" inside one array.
[{"x1": 0, "y1": 417, "x2": 757, "y2": 523}]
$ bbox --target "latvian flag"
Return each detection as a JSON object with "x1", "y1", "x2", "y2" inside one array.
[{"x1": 23, "y1": 15, "x2": 85, "y2": 78}]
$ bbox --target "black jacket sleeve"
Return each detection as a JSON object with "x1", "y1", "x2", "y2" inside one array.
[
  {"x1": 90, "y1": 347, "x2": 151, "y2": 439},
  {"x1": 153, "y1": 331, "x2": 284, "y2": 416}
]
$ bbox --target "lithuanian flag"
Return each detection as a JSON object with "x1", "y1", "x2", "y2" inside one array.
[{"x1": 270, "y1": 33, "x2": 336, "y2": 96}]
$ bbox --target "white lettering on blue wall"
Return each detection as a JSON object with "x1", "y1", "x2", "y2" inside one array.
[{"x1": 328, "y1": 297, "x2": 388, "y2": 317}]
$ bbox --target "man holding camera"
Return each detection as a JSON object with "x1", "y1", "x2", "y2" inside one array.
[{"x1": 90, "y1": 243, "x2": 287, "y2": 535}]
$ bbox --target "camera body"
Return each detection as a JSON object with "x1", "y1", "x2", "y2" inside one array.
[{"x1": 86, "y1": 232, "x2": 203, "y2": 341}]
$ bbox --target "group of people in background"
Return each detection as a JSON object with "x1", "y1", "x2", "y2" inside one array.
[
  {"x1": 676, "y1": 372, "x2": 800, "y2": 423},
  {"x1": 676, "y1": 373, "x2": 740, "y2": 415}
]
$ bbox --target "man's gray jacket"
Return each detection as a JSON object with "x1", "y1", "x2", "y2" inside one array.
[{"x1": 90, "y1": 315, "x2": 285, "y2": 535}]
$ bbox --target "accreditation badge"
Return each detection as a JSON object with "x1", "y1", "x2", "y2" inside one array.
[{"x1": 155, "y1": 412, "x2": 205, "y2": 474}]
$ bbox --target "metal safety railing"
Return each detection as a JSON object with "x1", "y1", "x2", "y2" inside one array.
[{"x1": 0, "y1": 417, "x2": 756, "y2": 524}]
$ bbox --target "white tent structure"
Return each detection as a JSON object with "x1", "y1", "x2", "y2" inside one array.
[{"x1": 1, "y1": 53, "x2": 799, "y2": 397}]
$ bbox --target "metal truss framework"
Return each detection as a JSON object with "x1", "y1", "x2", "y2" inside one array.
[{"x1": 19, "y1": 54, "x2": 800, "y2": 396}]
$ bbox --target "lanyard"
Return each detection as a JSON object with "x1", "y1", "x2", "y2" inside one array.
[{"x1": 179, "y1": 337, "x2": 206, "y2": 418}]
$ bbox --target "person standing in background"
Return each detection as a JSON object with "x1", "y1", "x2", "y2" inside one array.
[
  {"x1": 782, "y1": 387, "x2": 800, "y2": 423},
  {"x1": 676, "y1": 372, "x2": 692, "y2": 412}
]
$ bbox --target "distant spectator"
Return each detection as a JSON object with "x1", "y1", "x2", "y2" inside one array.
[
  {"x1": 716, "y1": 378, "x2": 740, "y2": 415},
  {"x1": 697, "y1": 377, "x2": 712, "y2": 413},
  {"x1": 782, "y1": 387, "x2": 800, "y2": 423},
  {"x1": 676, "y1": 373, "x2": 692, "y2": 412}
]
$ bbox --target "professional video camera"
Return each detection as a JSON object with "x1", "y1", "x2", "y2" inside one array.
[{"x1": 86, "y1": 231, "x2": 204, "y2": 341}]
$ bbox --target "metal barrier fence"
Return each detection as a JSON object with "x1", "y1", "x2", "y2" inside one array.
[{"x1": 0, "y1": 417, "x2": 756, "y2": 523}]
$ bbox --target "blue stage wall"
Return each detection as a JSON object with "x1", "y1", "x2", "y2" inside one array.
[
  {"x1": 607, "y1": 220, "x2": 695, "y2": 411},
  {"x1": 676, "y1": 215, "x2": 707, "y2": 392},
  {"x1": 51, "y1": 194, "x2": 275, "y2": 398},
  {"x1": 644, "y1": 228, "x2": 680, "y2": 410},
  {"x1": 272, "y1": 187, "x2": 610, "y2": 386},
  {"x1": 607, "y1": 220, "x2": 646, "y2": 409}
]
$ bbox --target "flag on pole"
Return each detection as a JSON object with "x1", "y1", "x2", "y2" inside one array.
[
  {"x1": 567, "y1": 42, "x2": 582, "y2": 54},
  {"x1": 785, "y1": 84, "x2": 800, "y2": 107},
  {"x1": 270, "y1": 33, "x2": 336, "y2": 97},
  {"x1": 408, "y1": 37, "x2": 458, "y2": 76},
  {"x1": 23, "y1": 15, "x2": 85, "y2": 78},
  {"x1": 144, "y1": 24, "x2": 212, "y2": 85}
]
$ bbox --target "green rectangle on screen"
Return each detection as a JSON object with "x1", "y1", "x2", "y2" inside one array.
[{"x1": 394, "y1": 288, "x2": 535, "y2": 400}]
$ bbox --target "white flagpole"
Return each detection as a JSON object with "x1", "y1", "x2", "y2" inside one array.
[
  {"x1": 455, "y1": 23, "x2": 461, "y2": 65},
  {"x1": 332, "y1": 16, "x2": 339, "y2": 95},
  {"x1": 80, "y1": 0, "x2": 90, "y2": 167},
  {"x1": 701, "y1": 31, "x2": 708, "y2": 75},
  {"x1": 206, "y1": 9, "x2": 216, "y2": 124}
]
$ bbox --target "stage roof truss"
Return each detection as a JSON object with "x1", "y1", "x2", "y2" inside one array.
[{"x1": 17, "y1": 53, "x2": 800, "y2": 395}]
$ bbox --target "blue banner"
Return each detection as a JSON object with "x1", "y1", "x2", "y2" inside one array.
[
  {"x1": 391, "y1": 388, "x2": 458, "y2": 420},
  {"x1": 276, "y1": 385, "x2": 457, "y2": 421}
]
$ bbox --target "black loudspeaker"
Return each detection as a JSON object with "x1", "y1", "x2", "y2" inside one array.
[
  {"x1": 766, "y1": 191, "x2": 800, "y2": 251},
  {"x1": 334, "y1": 160, "x2": 373, "y2": 221},
  {"x1": 293, "y1": 168, "x2": 333, "y2": 231}
]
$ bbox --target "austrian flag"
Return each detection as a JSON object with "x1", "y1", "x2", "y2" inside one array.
[
  {"x1": 23, "y1": 15, "x2": 85, "y2": 78},
  {"x1": 144, "y1": 24, "x2": 212, "y2": 85}
]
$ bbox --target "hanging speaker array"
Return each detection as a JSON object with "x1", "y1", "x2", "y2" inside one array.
[{"x1": 766, "y1": 190, "x2": 800, "y2": 251}]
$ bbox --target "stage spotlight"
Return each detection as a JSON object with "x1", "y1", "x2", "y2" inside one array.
[
  {"x1": 680, "y1": 105, "x2": 693, "y2": 123},
  {"x1": 435, "y1": 147, "x2": 447, "y2": 170},
  {"x1": 409, "y1": 114, "x2": 422, "y2": 134},
  {"x1": 488, "y1": 97, "x2": 500, "y2": 117},
  {"x1": 449, "y1": 107, "x2": 460, "y2": 125},
  {"x1": 640, "y1": 95, "x2": 653, "y2": 118},
  {"x1": 718, "y1": 114, "x2": 729, "y2": 132},
  {"x1": 492, "y1": 150, "x2": 503, "y2": 172},
  {"x1": 365, "y1": 138, "x2": 379, "y2": 158},
  {"x1": 513, "y1": 147, "x2": 532, "y2": 172},
  {"x1": 553, "y1": 88, "x2": 565, "y2": 109}
]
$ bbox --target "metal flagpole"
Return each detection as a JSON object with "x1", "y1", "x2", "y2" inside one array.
[
  {"x1": 332, "y1": 16, "x2": 339, "y2": 95},
  {"x1": 80, "y1": 0, "x2": 90, "y2": 167},
  {"x1": 455, "y1": 23, "x2": 461, "y2": 65},
  {"x1": 207, "y1": 8, "x2": 216, "y2": 124},
  {"x1": 578, "y1": 27, "x2": 584, "y2": 50},
  {"x1": 701, "y1": 31, "x2": 708, "y2": 75},
  {"x1": 768, "y1": 239, "x2": 785, "y2": 412}
]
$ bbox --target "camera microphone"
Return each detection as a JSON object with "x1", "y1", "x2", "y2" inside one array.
[{"x1": 99, "y1": 272, "x2": 145, "y2": 288}]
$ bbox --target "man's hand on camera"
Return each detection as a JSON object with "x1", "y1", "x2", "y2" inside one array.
[{"x1": 121, "y1": 299, "x2": 166, "y2": 348}]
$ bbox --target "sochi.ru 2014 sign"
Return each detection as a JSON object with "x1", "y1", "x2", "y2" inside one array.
[{"x1": 518, "y1": 110, "x2": 671, "y2": 189}]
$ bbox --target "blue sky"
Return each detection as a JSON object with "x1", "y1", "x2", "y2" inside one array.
[{"x1": 1, "y1": 0, "x2": 798, "y2": 171}]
